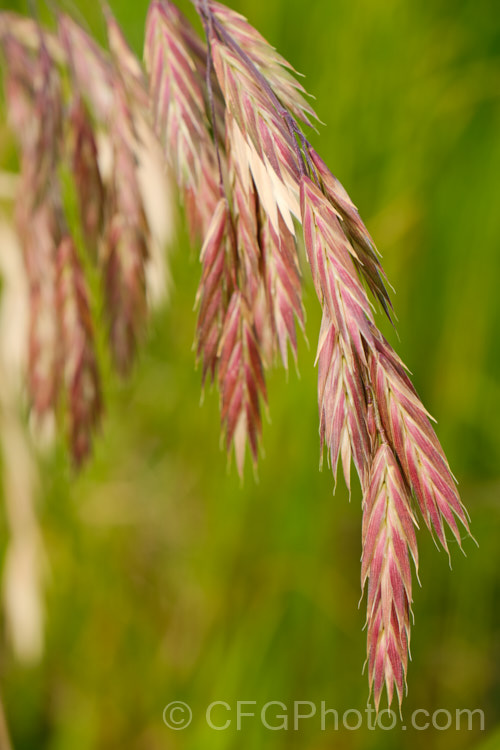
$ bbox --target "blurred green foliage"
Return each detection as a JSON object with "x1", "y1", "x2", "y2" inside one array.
[{"x1": 0, "y1": 0, "x2": 499, "y2": 748}]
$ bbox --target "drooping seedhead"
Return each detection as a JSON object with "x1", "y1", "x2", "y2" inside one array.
[
  {"x1": 0, "y1": 1, "x2": 471, "y2": 707},
  {"x1": 146, "y1": 0, "x2": 471, "y2": 708}
]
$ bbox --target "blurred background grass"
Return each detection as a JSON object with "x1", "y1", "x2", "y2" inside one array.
[{"x1": 1, "y1": 0, "x2": 499, "y2": 748}]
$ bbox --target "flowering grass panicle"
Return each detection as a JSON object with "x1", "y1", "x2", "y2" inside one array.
[
  {"x1": 0, "y1": 0, "x2": 472, "y2": 707},
  {"x1": 169, "y1": 0, "x2": 470, "y2": 706}
]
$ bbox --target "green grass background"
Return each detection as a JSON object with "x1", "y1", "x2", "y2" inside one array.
[{"x1": 1, "y1": 0, "x2": 499, "y2": 748}]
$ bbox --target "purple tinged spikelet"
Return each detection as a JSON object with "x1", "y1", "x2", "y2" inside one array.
[
  {"x1": 144, "y1": 1, "x2": 220, "y2": 239},
  {"x1": 3, "y1": 35, "x2": 63, "y2": 420},
  {"x1": 21, "y1": 202, "x2": 62, "y2": 420},
  {"x1": 211, "y1": 38, "x2": 301, "y2": 232},
  {"x1": 105, "y1": 8, "x2": 149, "y2": 106},
  {"x1": 59, "y1": 15, "x2": 114, "y2": 122},
  {"x1": 196, "y1": 198, "x2": 233, "y2": 384},
  {"x1": 362, "y1": 442, "x2": 418, "y2": 709},
  {"x1": 105, "y1": 108, "x2": 150, "y2": 374},
  {"x1": 259, "y1": 210, "x2": 304, "y2": 368},
  {"x1": 68, "y1": 97, "x2": 105, "y2": 254},
  {"x1": 309, "y1": 148, "x2": 393, "y2": 318},
  {"x1": 301, "y1": 176, "x2": 375, "y2": 363},
  {"x1": 104, "y1": 213, "x2": 148, "y2": 376},
  {"x1": 207, "y1": 0, "x2": 318, "y2": 128},
  {"x1": 370, "y1": 340, "x2": 470, "y2": 552},
  {"x1": 195, "y1": 194, "x2": 268, "y2": 474},
  {"x1": 316, "y1": 311, "x2": 371, "y2": 492},
  {"x1": 218, "y1": 290, "x2": 267, "y2": 476},
  {"x1": 56, "y1": 235, "x2": 102, "y2": 465}
]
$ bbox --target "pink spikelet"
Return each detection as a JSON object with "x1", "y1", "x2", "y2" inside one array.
[
  {"x1": 301, "y1": 176, "x2": 375, "y2": 363},
  {"x1": 68, "y1": 96, "x2": 104, "y2": 254},
  {"x1": 58, "y1": 15, "x2": 114, "y2": 122},
  {"x1": 195, "y1": 199, "x2": 234, "y2": 385},
  {"x1": 3, "y1": 35, "x2": 63, "y2": 421},
  {"x1": 144, "y1": 1, "x2": 220, "y2": 239},
  {"x1": 228, "y1": 145, "x2": 275, "y2": 366},
  {"x1": 2, "y1": 34, "x2": 61, "y2": 197},
  {"x1": 210, "y1": 36, "x2": 301, "y2": 235},
  {"x1": 362, "y1": 442, "x2": 418, "y2": 709},
  {"x1": 203, "y1": 7, "x2": 309, "y2": 465},
  {"x1": 105, "y1": 7, "x2": 149, "y2": 105},
  {"x1": 316, "y1": 311, "x2": 371, "y2": 492},
  {"x1": 207, "y1": 0, "x2": 318, "y2": 128},
  {"x1": 103, "y1": 215, "x2": 148, "y2": 377},
  {"x1": 226, "y1": 103, "x2": 304, "y2": 368},
  {"x1": 370, "y1": 338, "x2": 470, "y2": 552},
  {"x1": 301, "y1": 177, "x2": 373, "y2": 489},
  {"x1": 23, "y1": 43, "x2": 62, "y2": 203},
  {"x1": 310, "y1": 148, "x2": 392, "y2": 318},
  {"x1": 56, "y1": 236, "x2": 102, "y2": 465},
  {"x1": 260, "y1": 211, "x2": 304, "y2": 368},
  {"x1": 21, "y1": 202, "x2": 62, "y2": 421},
  {"x1": 218, "y1": 291, "x2": 267, "y2": 476},
  {"x1": 104, "y1": 93, "x2": 149, "y2": 375},
  {"x1": 145, "y1": 2, "x2": 232, "y2": 383}
]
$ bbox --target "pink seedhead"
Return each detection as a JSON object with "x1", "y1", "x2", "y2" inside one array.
[
  {"x1": 187, "y1": 0, "x2": 470, "y2": 706},
  {"x1": 0, "y1": 0, "x2": 472, "y2": 707}
]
